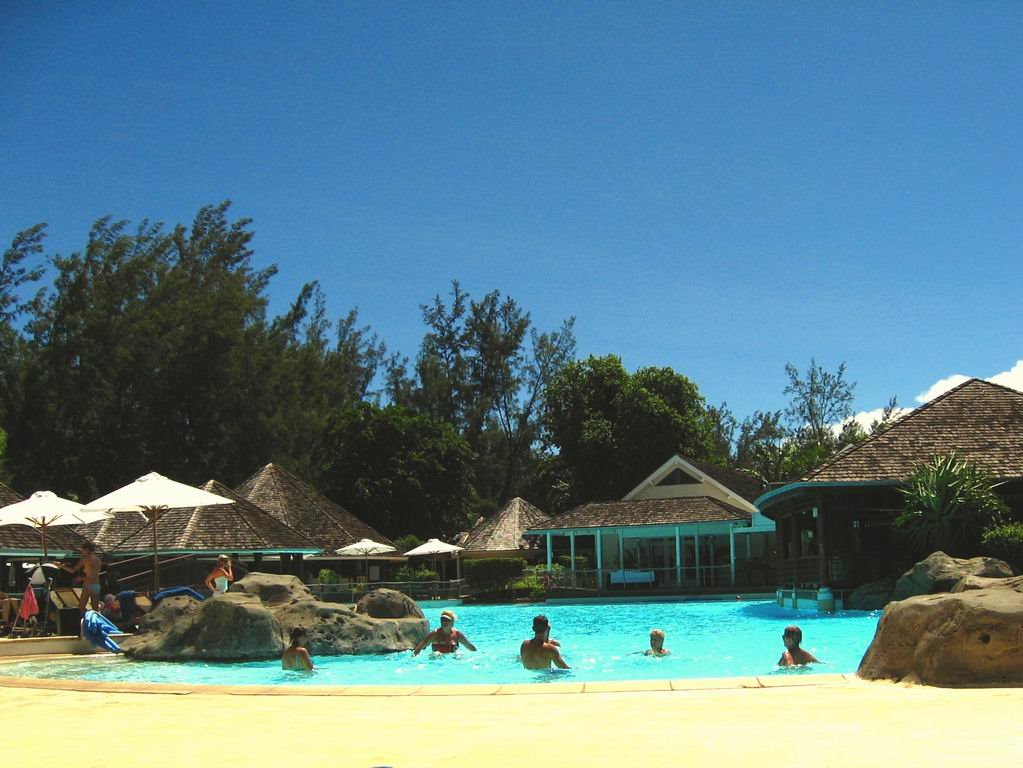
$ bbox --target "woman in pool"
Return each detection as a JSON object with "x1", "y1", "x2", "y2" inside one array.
[
  {"x1": 282, "y1": 627, "x2": 314, "y2": 671},
  {"x1": 411, "y1": 609, "x2": 477, "y2": 656},
  {"x1": 204, "y1": 555, "x2": 234, "y2": 595}
]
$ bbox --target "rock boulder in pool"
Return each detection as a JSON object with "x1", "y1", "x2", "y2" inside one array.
[
  {"x1": 277, "y1": 599, "x2": 425, "y2": 655},
  {"x1": 858, "y1": 580, "x2": 1023, "y2": 685},
  {"x1": 356, "y1": 587, "x2": 424, "y2": 619},
  {"x1": 122, "y1": 592, "x2": 282, "y2": 661},
  {"x1": 891, "y1": 552, "x2": 1013, "y2": 601},
  {"x1": 845, "y1": 575, "x2": 897, "y2": 611},
  {"x1": 120, "y1": 573, "x2": 428, "y2": 661}
]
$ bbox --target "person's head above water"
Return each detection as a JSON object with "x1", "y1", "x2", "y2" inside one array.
[
  {"x1": 649, "y1": 628, "x2": 665, "y2": 647},
  {"x1": 783, "y1": 625, "x2": 803, "y2": 647},
  {"x1": 440, "y1": 609, "x2": 457, "y2": 625},
  {"x1": 532, "y1": 614, "x2": 549, "y2": 634},
  {"x1": 290, "y1": 627, "x2": 307, "y2": 645}
]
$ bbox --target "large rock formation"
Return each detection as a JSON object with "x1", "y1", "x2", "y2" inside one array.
[
  {"x1": 890, "y1": 552, "x2": 1013, "y2": 601},
  {"x1": 121, "y1": 592, "x2": 283, "y2": 660},
  {"x1": 858, "y1": 577, "x2": 1023, "y2": 686},
  {"x1": 120, "y1": 573, "x2": 428, "y2": 661}
]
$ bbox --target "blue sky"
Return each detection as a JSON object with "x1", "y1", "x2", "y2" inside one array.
[{"x1": 2, "y1": 2, "x2": 1021, "y2": 423}]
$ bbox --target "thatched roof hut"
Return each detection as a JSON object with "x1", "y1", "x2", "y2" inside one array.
[
  {"x1": 459, "y1": 497, "x2": 551, "y2": 559},
  {"x1": 234, "y1": 463, "x2": 393, "y2": 553}
]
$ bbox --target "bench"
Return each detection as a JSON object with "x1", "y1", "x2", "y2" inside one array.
[{"x1": 609, "y1": 570, "x2": 655, "y2": 586}]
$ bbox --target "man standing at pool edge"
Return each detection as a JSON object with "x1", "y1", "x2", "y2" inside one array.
[{"x1": 520, "y1": 615, "x2": 569, "y2": 669}]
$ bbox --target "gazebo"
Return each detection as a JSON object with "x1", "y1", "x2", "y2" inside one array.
[
  {"x1": 458, "y1": 497, "x2": 551, "y2": 561},
  {"x1": 234, "y1": 463, "x2": 396, "y2": 581},
  {"x1": 757, "y1": 378, "x2": 1023, "y2": 611}
]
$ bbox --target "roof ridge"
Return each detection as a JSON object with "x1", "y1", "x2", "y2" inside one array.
[
  {"x1": 804, "y1": 377, "x2": 988, "y2": 480},
  {"x1": 215, "y1": 479, "x2": 320, "y2": 548},
  {"x1": 206, "y1": 480, "x2": 269, "y2": 547}
]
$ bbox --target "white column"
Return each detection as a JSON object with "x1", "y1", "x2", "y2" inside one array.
[
  {"x1": 569, "y1": 532, "x2": 577, "y2": 588},
  {"x1": 618, "y1": 529, "x2": 625, "y2": 573},
  {"x1": 674, "y1": 526, "x2": 682, "y2": 587},
  {"x1": 546, "y1": 533, "x2": 553, "y2": 571},
  {"x1": 595, "y1": 528, "x2": 603, "y2": 590},
  {"x1": 729, "y1": 526, "x2": 737, "y2": 586},
  {"x1": 694, "y1": 529, "x2": 701, "y2": 587}
]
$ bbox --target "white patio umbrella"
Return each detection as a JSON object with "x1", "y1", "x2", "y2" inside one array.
[
  {"x1": 0, "y1": 491, "x2": 112, "y2": 558},
  {"x1": 80, "y1": 472, "x2": 235, "y2": 592},
  {"x1": 336, "y1": 538, "x2": 397, "y2": 581},
  {"x1": 403, "y1": 538, "x2": 464, "y2": 581}
]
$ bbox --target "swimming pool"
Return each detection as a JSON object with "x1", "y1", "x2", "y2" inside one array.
[{"x1": 0, "y1": 600, "x2": 879, "y2": 686}]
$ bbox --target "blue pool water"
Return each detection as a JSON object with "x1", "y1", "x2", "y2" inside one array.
[{"x1": 0, "y1": 600, "x2": 880, "y2": 686}]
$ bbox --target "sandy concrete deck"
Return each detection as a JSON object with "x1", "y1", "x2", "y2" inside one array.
[{"x1": 1, "y1": 671, "x2": 1022, "y2": 766}]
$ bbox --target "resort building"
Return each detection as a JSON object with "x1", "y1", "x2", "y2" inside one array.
[
  {"x1": 757, "y1": 378, "x2": 1023, "y2": 611},
  {"x1": 528, "y1": 455, "x2": 773, "y2": 594},
  {"x1": 458, "y1": 496, "x2": 551, "y2": 561}
]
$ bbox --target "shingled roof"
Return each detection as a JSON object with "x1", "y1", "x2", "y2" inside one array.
[
  {"x1": 802, "y1": 378, "x2": 1023, "y2": 483},
  {"x1": 460, "y1": 497, "x2": 551, "y2": 553},
  {"x1": 533, "y1": 496, "x2": 751, "y2": 531},
  {"x1": 234, "y1": 463, "x2": 392, "y2": 552},
  {"x1": 75, "y1": 480, "x2": 320, "y2": 555},
  {"x1": 0, "y1": 481, "x2": 20, "y2": 507}
]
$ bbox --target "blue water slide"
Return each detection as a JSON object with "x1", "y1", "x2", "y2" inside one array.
[{"x1": 82, "y1": 610, "x2": 122, "y2": 653}]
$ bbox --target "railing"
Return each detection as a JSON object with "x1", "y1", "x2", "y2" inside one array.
[
  {"x1": 547, "y1": 564, "x2": 753, "y2": 592},
  {"x1": 775, "y1": 556, "x2": 821, "y2": 588},
  {"x1": 308, "y1": 579, "x2": 467, "y2": 604},
  {"x1": 106, "y1": 554, "x2": 199, "y2": 593}
]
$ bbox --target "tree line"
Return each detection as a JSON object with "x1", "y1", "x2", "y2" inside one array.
[{"x1": 0, "y1": 203, "x2": 897, "y2": 539}]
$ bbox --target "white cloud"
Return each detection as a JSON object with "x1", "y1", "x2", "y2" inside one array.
[
  {"x1": 915, "y1": 360, "x2": 1023, "y2": 404},
  {"x1": 915, "y1": 374, "x2": 971, "y2": 404},
  {"x1": 989, "y1": 360, "x2": 1023, "y2": 393},
  {"x1": 833, "y1": 406, "x2": 912, "y2": 437}
]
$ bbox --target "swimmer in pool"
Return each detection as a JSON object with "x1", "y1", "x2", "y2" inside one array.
[
  {"x1": 520, "y1": 614, "x2": 569, "y2": 670},
  {"x1": 778, "y1": 624, "x2": 820, "y2": 667},
  {"x1": 282, "y1": 627, "x2": 314, "y2": 671},
  {"x1": 644, "y1": 628, "x2": 670, "y2": 656},
  {"x1": 412, "y1": 609, "x2": 477, "y2": 656}
]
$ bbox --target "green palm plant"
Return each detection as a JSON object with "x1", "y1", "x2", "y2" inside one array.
[{"x1": 895, "y1": 454, "x2": 1007, "y2": 557}]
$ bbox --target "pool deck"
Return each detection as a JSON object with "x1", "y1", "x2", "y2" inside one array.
[{"x1": 1, "y1": 659, "x2": 1021, "y2": 766}]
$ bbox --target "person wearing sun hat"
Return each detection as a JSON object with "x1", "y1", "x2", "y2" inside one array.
[{"x1": 412, "y1": 609, "x2": 478, "y2": 655}]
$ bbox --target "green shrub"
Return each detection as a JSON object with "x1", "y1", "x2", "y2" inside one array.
[
  {"x1": 316, "y1": 568, "x2": 339, "y2": 585},
  {"x1": 395, "y1": 565, "x2": 441, "y2": 582},
  {"x1": 557, "y1": 555, "x2": 591, "y2": 570},
  {"x1": 982, "y1": 523, "x2": 1023, "y2": 568},
  {"x1": 463, "y1": 558, "x2": 526, "y2": 593}
]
